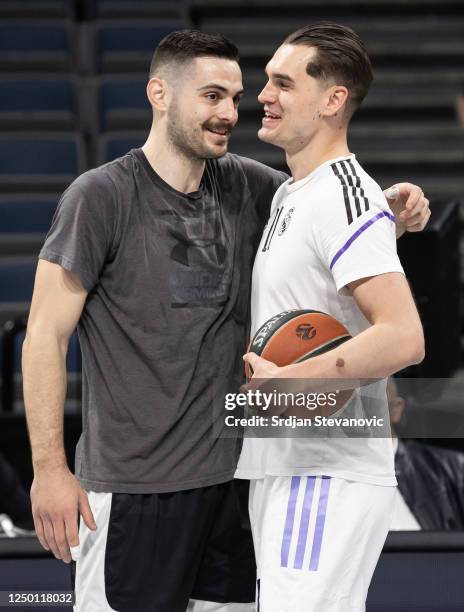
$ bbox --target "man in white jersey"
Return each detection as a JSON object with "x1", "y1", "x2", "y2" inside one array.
[{"x1": 236, "y1": 23, "x2": 425, "y2": 611}]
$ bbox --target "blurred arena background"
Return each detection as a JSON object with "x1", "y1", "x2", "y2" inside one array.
[{"x1": 0, "y1": 0, "x2": 464, "y2": 610}]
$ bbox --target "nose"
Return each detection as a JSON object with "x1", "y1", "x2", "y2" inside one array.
[
  {"x1": 218, "y1": 99, "x2": 238, "y2": 125},
  {"x1": 258, "y1": 81, "x2": 276, "y2": 105}
]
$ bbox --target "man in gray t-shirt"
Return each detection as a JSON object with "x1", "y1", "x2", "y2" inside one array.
[
  {"x1": 23, "y1": 30, "x2": 429, "y2": 612},
  {"x1": 39, "y1": 148, "x2": 285, "y2": 496}
]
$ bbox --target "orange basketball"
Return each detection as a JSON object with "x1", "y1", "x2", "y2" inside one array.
[{"x1": 245, "y1": 309, "x2": 354, "y2": 418}]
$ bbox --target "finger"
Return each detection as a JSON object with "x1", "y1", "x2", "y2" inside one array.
[
  {"x1": 400, "y1": 187, "x2": 423, "y2": 217},
  {"x1": 64, "y1": 511, "x2": 80, "y2": 548},
  {"x1": 33, "y1": 514, "x2": 50, "y2": 551},
  {"x1": 52, "y1": 517, "x2": 72, "y2": 563},
  {"x1": 243, "y1": 352, "x2": 260, "y2": 369},
  {"x1": 42, "y1": 515, "x2": 61, "y2": 560},
  {"x1": 384, "y1": 184, "x2": 400, "y2": 201},
  {"x1": 406, "y1": 209, "x2": 431, "y2": 232},
  {"x1": 403, "y1": 195, "x2": 428, "y2": 221},
  {"x1": 405, "y1": 205, "x2": 431, "y2": 228},
  {"x1": 78, "y1": 491, "x2": 97, "y2": 531}
]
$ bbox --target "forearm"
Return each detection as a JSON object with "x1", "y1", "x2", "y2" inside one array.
[
  {"x1": 22, "y1": 331, "x2": 69, "y2": 472},
  {"x1": 283, "y1": 322, "x2": 424, "y2": 382}
]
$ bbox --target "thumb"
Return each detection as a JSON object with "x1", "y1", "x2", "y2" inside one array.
[
  {"x1": 385, "y1": 184, "x2": 400, "y2": 201},
  {"x1": 78, "y1": 491, "x2": 97, "y2": 531},
  {"x1": 243, "y1": 352, "x2": 260, "y2": 369}
]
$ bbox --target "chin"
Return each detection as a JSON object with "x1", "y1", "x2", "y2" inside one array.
[
  {"x1": 258, "y1": 127, "x2": 271, "y2": 142},
  {"x1": 202, "y1": 145, "x2": 229, "y2": 160},
  {"x1": 258, "y1": 127, "x2": 283, "y2": 148}
]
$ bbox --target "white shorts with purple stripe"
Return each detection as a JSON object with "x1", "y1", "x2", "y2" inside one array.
[{"x1": 248, "y1": 475, "x2": 395, "y2": 612}]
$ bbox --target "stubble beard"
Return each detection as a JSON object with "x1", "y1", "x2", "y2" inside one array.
[{"x1": 167, "y1": 104, "x2": 227, "y2": 161}]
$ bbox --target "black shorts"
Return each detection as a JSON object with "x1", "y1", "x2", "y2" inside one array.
[{"x1": 72, "y1": 479, "x2": 256, "y2": 611}]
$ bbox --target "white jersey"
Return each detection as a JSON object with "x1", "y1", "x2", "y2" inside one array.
[{"x1": 235, "y1": 154, "x2": 404, "y2": 486}]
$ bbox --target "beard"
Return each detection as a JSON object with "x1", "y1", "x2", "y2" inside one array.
[{"x1": 166, "y1": 100, "x2": 231, "y2": 161}]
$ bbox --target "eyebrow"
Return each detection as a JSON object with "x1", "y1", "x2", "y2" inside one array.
[
  {"x1": 269, "y1": 72, "x2": 295, "y2": 83},
  {"x1": 197, "y1": 83, "x2": 244, "y2": 96}
]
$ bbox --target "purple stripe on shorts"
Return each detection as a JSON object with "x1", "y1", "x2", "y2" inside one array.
[
  {"x1": 329, "y1": 211, "x2": 396, "y2": 270},
  {"x1": 293, "y1": 476, "x2": 316, "y2": 569},
  {"x1": 309, "y1": 476, "x2": 331, "y2": 572},
  {"x1": 280, "y1": 476, "x2": 301, "y2": 567}
]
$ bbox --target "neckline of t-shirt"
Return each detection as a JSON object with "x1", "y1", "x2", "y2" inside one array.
[
  {"x1": 133, "y1": 148, "x2": 205, "y2": 200},
  {"x1": 284, "y1": 153, "x2": 356, "y2": 194}
]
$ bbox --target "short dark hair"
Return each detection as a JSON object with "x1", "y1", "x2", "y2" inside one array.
[
  {"x1": 149, "y1": 30, "x2": 239, "y2": 78},
  {"x1": 284, "y1": 22, "x2": 373, "y2": 118}
]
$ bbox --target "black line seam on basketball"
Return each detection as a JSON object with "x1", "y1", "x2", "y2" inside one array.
[
  {"x1": 293, "y1": 335, "x2": 351, "y2": 362},
  {"x1": 251, "y1": 309, "x2": 329, "y2": 356},
  {"x1": 255, "y1": 312, "x2": 339, "y2": 357}
]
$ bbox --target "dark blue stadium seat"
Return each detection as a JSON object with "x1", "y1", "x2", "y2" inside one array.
[
  {"x1": 84, "y1": 0, "x2": 186, "y2": 19},
  {"x1": 0, "y1": 21, "x2": 74, "y2": 72},
  {"x1": 98, "y1": 132, "x2": 145, "y2": 163},
  {"x1": 95, "y1": 20, "x2": 185, "y2": 72},
  {"x1": 0, "y1": 133, "x2": 85, "y2": 192},
  {"x1": 0, "y1": 196, "x2": 57, "y2": 256},
  {"x1": 0, "y1": 77, "x2": 77, "y2": 130},
  {"x1": 0, "y1": 197, "x2": 57, "y2": 234},
  {"x1": 98, "y1": 76, "x2": 149, "y2": 131},
  {"x1": 0, "y1": 257, "x2": 36, "y2": 303},
  {"x1": 0, "y1": 1, "x2": 74, "y2": 18}
]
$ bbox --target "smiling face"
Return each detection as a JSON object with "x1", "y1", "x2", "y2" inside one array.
[
  {"x1": 258, "y1": 44, "x2": 336, "y2": 154},
  {"x1": 165, "y1": 56, "x2": 243, "y2": 160}
]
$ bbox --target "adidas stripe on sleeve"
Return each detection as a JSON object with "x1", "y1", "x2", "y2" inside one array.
[{"x1": 313, "y1": 159, "x2": 404, "y2": 292}]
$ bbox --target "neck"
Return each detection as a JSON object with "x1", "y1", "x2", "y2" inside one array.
[
  {"x1": 142, "y1": 123, "x2": 205, "y2": 194},
  {"x1": 285, "y1": 125, "x2": 350, "y2": 182}
]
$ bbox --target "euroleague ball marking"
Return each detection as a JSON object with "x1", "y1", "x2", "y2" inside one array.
[{"x1": 295, "y1": 323, "x2": 317, "y2": 341}]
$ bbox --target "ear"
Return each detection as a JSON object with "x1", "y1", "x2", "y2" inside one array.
[
  {"x1": 323, "y1": 85, "x2": 349, "y2": 117},
  {"x1": 146, "y1": 77, "x2": 168, "y2": 112}
]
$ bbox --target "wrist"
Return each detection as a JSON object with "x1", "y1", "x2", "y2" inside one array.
[{"x1": 33, "y1": 453, "x2": 68, "y2": 474}]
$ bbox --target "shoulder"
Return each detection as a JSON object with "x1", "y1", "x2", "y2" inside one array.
[
  {"x1": 71, "y1": 152, "x2": 135, "y2": 196},
  {"x1": 61, "y1": 152, "x2": 137, "y2": 213},
  {"x1": 216, "y1": 153, "x2": 288, "y2": 188},
  {"x1": 310, "y1": 157, "x2": 389, "y2": 228}
]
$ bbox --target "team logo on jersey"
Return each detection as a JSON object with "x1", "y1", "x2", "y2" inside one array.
[
  {"x1": 278, "y1": 207, "x2": 295, "y2": 236},
  {"x1": 296, "y1": 323, "x2": 316, "y2": 341}
]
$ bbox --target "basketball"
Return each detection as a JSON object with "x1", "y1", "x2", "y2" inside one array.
[{"x1": 245, "y1": 309, "x2": 354, "y2": 417}]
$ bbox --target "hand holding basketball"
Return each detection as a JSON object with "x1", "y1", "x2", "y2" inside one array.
[{"x1": 243, "y1": 352, "x2": 280, "y2": 381}]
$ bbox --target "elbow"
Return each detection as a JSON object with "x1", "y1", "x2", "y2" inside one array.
[
  {"x1": 22, "y1": 325, "x2": 68, "y2": 360},
  {"x1": 406, "y1": 326, "x2": 425, "y2": 365}
]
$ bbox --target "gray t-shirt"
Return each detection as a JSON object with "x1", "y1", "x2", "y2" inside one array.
[{"x1": 39, "y1": 149, "x2": 287, "y2": 493}]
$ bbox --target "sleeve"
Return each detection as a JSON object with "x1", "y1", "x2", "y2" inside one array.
[
  {"x1": 312, "y1": 181, "x2": 404, "y2": 294},
  {"x1": 38, "y1": 170, "x2": 118, "y2": 292},
  {"x1": 236, "y1": 155, "x2": 289, "y2": 225}
]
